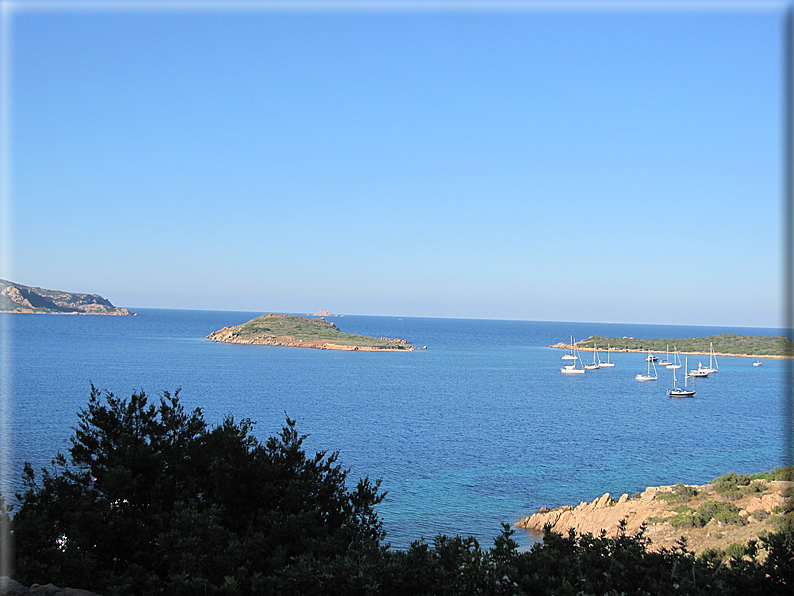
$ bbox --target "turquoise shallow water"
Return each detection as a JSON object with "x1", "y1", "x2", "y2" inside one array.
[{"x1": 2, "y1": 309, "x2": 789, "y2": 549}]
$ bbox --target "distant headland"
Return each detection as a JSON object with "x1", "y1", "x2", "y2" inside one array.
[
  {"x1": 207, "y1": 313, "x2": 419, "y2": 351},
  {"x1": 0, "y1": 279, "x2": 133, "y2": 315},
  {"x1": 551, "y1": 334, "x2": 794, "y2": 359}
]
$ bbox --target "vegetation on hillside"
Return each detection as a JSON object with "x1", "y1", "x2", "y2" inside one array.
[
  {"x1": 4, "y1": 388, "x2": 794, "y2": 595},
  {"x1": 212, "y1": 313, "x2": 415, "y2": 350},
  {"x1": 576, "y1": 334, "x2": 793, "y2": 357}
]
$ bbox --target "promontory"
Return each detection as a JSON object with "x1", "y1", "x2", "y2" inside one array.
[
  {"x1": 0, "y1": 279, "x2": 133, "y2": 315},
  {"x1": 516, "y1": 469, "x2": 794, "y2": 555},
  {"x1": 207, "y1": 313, "x2": 417, "y2": 351}
]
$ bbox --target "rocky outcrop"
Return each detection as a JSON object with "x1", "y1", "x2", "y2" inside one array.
[
  {"x1": 0, "y1": 280, "x2": 132, "y2": 315},
  {"x1": 0, "y1": 577, "x2": 100, "y2": 595},
  {"x1": 516, "y1": 481, "x2": 793, "y2": 554}
]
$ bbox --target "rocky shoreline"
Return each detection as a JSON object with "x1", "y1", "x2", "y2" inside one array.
[{"x1": 515, "y1": 480, "x2": 793, "y2": 554}]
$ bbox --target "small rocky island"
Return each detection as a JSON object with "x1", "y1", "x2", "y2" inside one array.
[
  {"x1": 516, "y1": 470, "x2": 793, "y2": 554},
  {"x1": 0, "y1": 279, "x2": 133, "y2": 315},
  {"x1": 207, "y1": 313, "x2": 417, "y2": 351}
]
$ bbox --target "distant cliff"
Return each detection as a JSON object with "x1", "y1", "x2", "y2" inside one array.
[{"x1": 0, "y1": 279, "x2": 133, "y2": 315}]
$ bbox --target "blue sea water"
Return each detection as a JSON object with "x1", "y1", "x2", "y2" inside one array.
[{"x1": 1, "y1": 309, "x2": 790, "y2": 550}]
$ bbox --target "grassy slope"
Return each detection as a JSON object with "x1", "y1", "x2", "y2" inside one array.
[
  {"x1": 576, "y1": 334, "x2": 793, "y2": 357},
  {"x1": 231, "y1": 314, "x2": 413, "y2": 349}
]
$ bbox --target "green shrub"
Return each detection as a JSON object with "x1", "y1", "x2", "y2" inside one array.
[
  {"x1": 751, "y1": 509, "x2": 770, "y2": 522},
  {"x1": 674, "y1": 483, "x2": 700, "y2": 499},
  {"x1": 698, "y1": 501, "x2": 748, "y2": 526},
  {"x1": 725, "y1": 542, "x2": 749, "y2": 560},
  {"x1": 713, "y1": 472, "x2": 751, "y2": 494}
]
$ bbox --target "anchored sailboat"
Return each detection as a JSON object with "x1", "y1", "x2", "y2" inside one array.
[
  {"x1": 668, "y1": 356, "x2": 696, "y2": 397},
  {"x1": 599, "y1": 343, "x2": 615, "y2": 367},
  {"x1": 561, "y1": 335, "x2": 576, "y2": 360},
  {"x1": 584, "y1": 342, "x2": 600, "y2": 369},
  {"x1": 697, "y1": 342, "x2": 719, "y2": 374},
  {"x1": 560, "y1": 339, "x2": 586, "y2": 374},
  {"x1": 635, "y1": 350, "x2": 658, "y2": 381},
  {"x1": 665, "y1": 349, "x2": 682, "y2": 370},
  {"x1": 658, "y1": 345, "x2": 672, "y2": 366}
]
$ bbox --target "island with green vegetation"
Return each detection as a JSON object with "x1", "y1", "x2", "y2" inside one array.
[
  {"x1": 207, "y1": 313, "x2": 418, "y2": 351},
  {"x1": 552, "y1": 334, "x2": 794, "y2": 359},
  {"x1": 0, "y1": 279, "x2": 133, "y2": 315}
]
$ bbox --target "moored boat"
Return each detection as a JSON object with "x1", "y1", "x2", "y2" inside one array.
[
  {"x1": 636, "y1": 350, "x2": 658, "y2": 381},
  {"x1": 598, "y1": 343, "x2": 615, "y2": 367},
  {"x1": 668, "y1": 356, "x2": 696, "y2": 397},
  {"x1": 561, "y1": 339, "x2": 586, "y2": 374}
]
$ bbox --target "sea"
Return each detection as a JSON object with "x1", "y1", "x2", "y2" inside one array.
[{"x1": 1, "y1": 309, "x2": 790, "y2": 550}]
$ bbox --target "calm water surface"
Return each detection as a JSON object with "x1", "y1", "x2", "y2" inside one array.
[{"x1": 2, "y1": 309, "x2": 789, "y2": 549}]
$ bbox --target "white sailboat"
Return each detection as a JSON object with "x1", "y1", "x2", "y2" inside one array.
[
  {"x1": 561, "y1": 335, "x2": 576, "y2": 360},
  {"x1": 584, "y1": 342, "x2": 600, "y2": 369},
  {"x1": 668, "y1": 356, "x2": 696, "y2": 397},
  {"x1": 635, "y1": 350, "x2": 658, "y2": 381},
  {"x1": 658, "y1": 345, "x2": 671, "y2": 366},
  {"x1": 697, "y1": 342, "x2": 719, "y2": 374},
  {"x1": 560, "y1": 339, "x2": 586, "y2": 374},
  {"x1": 665, "y1": 349, "x2": 682, "y2": 370},
  {"x1": 599, "y1": 343, "x2": 615, "y2": 367}
]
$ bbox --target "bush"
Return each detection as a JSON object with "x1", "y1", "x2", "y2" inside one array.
[
  {"x1": 11, "y1": 387, "x2": 387, "y2": 595},
  {"x1": 751, "y1": 509, "x2": 770, "y2": 522},
  {"x1": 713, "y1": 472, "x2": 751, "y2": 493},
  {"x1": 697, "y1": 501, "x2": 748, "y2": 526}
]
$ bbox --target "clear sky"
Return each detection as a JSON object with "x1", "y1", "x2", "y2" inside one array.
[{"x1": 2, "y1": 1, "x2": 787, "y2": 327}]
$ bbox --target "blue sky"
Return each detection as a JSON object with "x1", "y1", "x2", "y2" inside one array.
[{"x1": 2, "y1": 1, "x2": 787, "y2": 326}]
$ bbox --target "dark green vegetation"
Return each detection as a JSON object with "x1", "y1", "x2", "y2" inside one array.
[
  {"x1": 651, "y1": 470, "x2": 794, "y2": 530},
  {"x1": 211, "y1": 313, "x2": 415, "y2": 350},
  {"x1": 0, "y1": 279, "x2": 131, "y2": 315},
  {"x1": 5, "y1": 389, "x2": 794, "y2": 595},
  {"x1": 577, "y1": 334, "x2": 794, "y2": 357}
]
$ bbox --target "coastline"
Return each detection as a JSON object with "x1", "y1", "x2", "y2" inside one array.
[
  {"x1": 516, "y1": 479, "x2": 793, "y2": 555},
  {"x1": 549, "y1": 342, "x2": 791, "y2": 360}
]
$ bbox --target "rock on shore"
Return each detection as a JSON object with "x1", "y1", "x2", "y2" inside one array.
[{"x1": 515, "y1": 480, "x2": 793, "y2": 554}]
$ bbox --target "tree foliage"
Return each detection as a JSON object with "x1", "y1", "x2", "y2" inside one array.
[
  {"x1": 6, "y1": 387, "x2": 794, "y2": 595},
  {"x1": 11, "y1": 386, "x2": 386, "y2": 595}
]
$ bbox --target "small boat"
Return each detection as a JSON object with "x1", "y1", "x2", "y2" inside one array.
[
  {"x1": 665, "y1": 349, "x2": 682, "y2": 370},
  {"x1": 561, "y1": 335, "x2": 576, "y2": 360},
  {"x1": 561, "y1": 339, "x2": 586, "y2": 374},
  {"x1": 636, "y1": 350, "x2": 658, "y2": 381},
  {"x1": 668, "y1": 357, "x2": 696, "y2": 397},
  {"x1": 697, "y1": 342, "x2": 719, "y2": 374},
  {"x1": 646, "y1": 353, "x2": 658, "y2": 362},
  {"x1": 753, "y1": 361, "x2": 763, "y2": 366},
  {"x1": 657, "y1": 345, "x2": 672, "y2": 366},
  {"x1": 688, "y1": 366, "x2": 708, "y2": 378},
  {"x1": 599, "y1": 343, "x2": 615, "y2": 367},
  {"x1": 584, "y1": 343, "x2": 600, "y2": 370}
]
